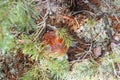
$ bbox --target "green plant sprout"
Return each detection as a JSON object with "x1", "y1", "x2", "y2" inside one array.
[{"x1": 56, "y1": 28, "x2": 73, "y2": 48}]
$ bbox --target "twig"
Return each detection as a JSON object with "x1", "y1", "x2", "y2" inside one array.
[
  {"x1": 33, "y1": 12, "x2": 49, "y2": 41},
  {"x1": 33, "y1": 0, "x2": 55, "y2": 41},
  {"x1": 46, "y1": 0, "x2": 53, "y2": 15},
  {"x1": 72, "y1": 10, "x2": 96, "y2": 17},
  {"x1": 47, "y1": 24, "x2": 57, "y2": 31},
  {"x1": 79, "y1": 28, "x2": 93, "y2": 60},
  {"x1": 81, "y1": 41, "x2": 93, "y2": 60},
  {"x1": 74, "y1": 18, "x2": 80, "y2": 29}
]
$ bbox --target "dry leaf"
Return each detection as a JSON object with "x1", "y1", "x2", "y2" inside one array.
[
  {"x1": 113, "y1": 35, "x2": 120, "y2": 41},
  {"x1": 93, "y1": 46, "x2": 102, "y2": 58}
]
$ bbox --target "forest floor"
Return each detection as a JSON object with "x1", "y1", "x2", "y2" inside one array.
[{"x1": 0, "y1": 0, "x2": 120, "y2": 80}]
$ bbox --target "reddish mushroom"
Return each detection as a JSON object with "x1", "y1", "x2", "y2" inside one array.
[{"x1": 42, "y1": 31, "x2": 67, "y2": 58}]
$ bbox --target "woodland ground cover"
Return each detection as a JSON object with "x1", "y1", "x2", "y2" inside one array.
[{"x1": 0, "y1": 0, "x2": 120, "y2": 80}]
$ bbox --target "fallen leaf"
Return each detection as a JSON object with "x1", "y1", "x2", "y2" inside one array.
[
  {"x1": 93, "y1": 46, "x2": 102, "y2": 58},
  {"x1": 113, "y1": 35, "x2": 120, "y2": 41}
]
